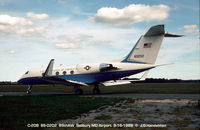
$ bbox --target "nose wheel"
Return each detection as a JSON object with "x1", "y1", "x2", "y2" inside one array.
[
  {"x1": 26, "y1": 85, "x2": 32, "y2": 94},
  {"x1": 93, "y1": 84, "x2": 100, "y2": 94}
]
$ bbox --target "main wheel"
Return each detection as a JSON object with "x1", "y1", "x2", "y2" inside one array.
[
  {"x1": 26, "y1": 90, "x2": 31, "y2": 94},
  {"x1": 93, "y1": 88, "x2": 100, "y2": 94},
  {"x1": 78, "y1": 89, "x2": 83, "y2": 95},
  {"x1": 75, "y1": 88, "x2": 83, "y2": 95}
]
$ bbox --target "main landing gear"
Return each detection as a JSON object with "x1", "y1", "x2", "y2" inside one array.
[
  {"x1": 27, "y1": 85, "x2": 32, "y2": 94},
  {"x1": 73, "y1": 84, "x2": 101, "y2": 95},
  {"x1": 73, "y1": 86, "x2": 83, "y2": 95},
  {"x1": 93, "y1": 84, "x2": 100, "y2": 94}
]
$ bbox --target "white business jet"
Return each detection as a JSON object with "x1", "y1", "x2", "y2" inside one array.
[{"x1": 18, "y1": 25, "x2": 182, "y2": 94}]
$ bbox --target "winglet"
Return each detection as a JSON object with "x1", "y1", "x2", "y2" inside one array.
[{"x1": 43, "y1": 59, "x2": 54, "y2": 77}]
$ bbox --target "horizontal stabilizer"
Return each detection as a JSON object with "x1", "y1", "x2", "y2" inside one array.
[
  {"x1": 165, "y1": 33, "x2": 183, "y2": 37},
  {"x1": 155, "y1": 63, "x2": 174, "y2": 67}
]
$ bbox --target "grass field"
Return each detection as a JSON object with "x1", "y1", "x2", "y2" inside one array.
[
  {"x1": 0, "y1": 83, "x2": 200, "y2": 94},
  {"x1": 0, "y1": 96, "x2": 123, "y2": 129}
]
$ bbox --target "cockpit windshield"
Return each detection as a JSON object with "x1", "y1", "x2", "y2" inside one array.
[{"x1": 25, "y1": 71, "x2": 29, "y2": 74}]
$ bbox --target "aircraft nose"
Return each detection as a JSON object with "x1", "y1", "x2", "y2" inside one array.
[
  {"x1": 17, "y1": 77, "x2": 27, "y2": 84},
  {"x1": 17, "y1": 78, "x2": 23, "y2": 84}
]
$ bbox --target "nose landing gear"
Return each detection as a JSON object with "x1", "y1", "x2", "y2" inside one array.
[
  {"x1": 26, "y1": 85, "x2": 32, "y2": 94},
  {"x1": 93, "y1": 84, "x2": 100, "y2": 94}
]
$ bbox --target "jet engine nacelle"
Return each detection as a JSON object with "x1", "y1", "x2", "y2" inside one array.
[
  {"x1": 99, "y1": 63, "x2": 117, "y2": 72},
  {"x1": 76, "y1": 63, "x2": 117, "y2": 73}
]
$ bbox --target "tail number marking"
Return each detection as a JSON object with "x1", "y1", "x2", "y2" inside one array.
[{"x1": 134, "y1": 54, "x2": 144, "y2": 58}]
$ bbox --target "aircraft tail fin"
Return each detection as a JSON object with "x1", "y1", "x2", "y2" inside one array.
[
  {"x1": 121, "y1": 25, "x2": 182, "y2": 64},
  {"x1": 122, "y1": 25, "x2": 165, "y2": 64}
]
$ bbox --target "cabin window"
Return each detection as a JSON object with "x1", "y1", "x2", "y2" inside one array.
[
  {"x1": 63, "y1": 71, "x2": 66, "y2": 75},
  {"x1": 56, "y1": 71, "x2": 59, "y2": 75},
  {"x1": 25, "y1": 71, "x2": 29, "y2": 74},
  {"x1": 70, "y1": 70, "x2": 74, "y2": 75}
]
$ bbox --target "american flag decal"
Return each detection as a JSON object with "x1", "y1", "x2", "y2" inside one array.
[{"x1": 143, "y1": 43, "x2": 152, "y2": 48}]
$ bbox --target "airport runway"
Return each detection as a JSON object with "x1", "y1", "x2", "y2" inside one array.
[{"x1": 0, "y1": 92, "x2": 199, "y2": 100}]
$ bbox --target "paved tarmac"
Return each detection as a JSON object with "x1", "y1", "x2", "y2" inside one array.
[
  {"x1": 0, "y1": 92, "x2": 199, "y2": 100},
  {"x1": 82, "y1": 93, "x2": 200, "y2": 100}
]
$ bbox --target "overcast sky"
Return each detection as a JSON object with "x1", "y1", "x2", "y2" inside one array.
[{"x1": 0, "y1": 0, "x2": 199, "y2": 81}]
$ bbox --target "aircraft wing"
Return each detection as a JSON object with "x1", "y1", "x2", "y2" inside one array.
[
  {"x1": 41, "y1": 59, "x2": 88, "y2": 86},
  {"x1": 101, "y1": 80, "x2": 132, "y2": 86},
  {"x1": 42, "y1": 76, "x2": 88, "y2": 86},
  {"x1": 137, "y1": 70, "x2": 149, "y2": 81},
  {"x1": 103, "y1": 63, "x2": 172, "y2": 86},
  {"x1": 102, "y1": 71, "x2": 149, "y2": 86}
]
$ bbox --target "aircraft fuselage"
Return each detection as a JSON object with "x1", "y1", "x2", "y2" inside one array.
[{"x1": 18, "y1": 62, "x2": 155, "y2": 85}]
